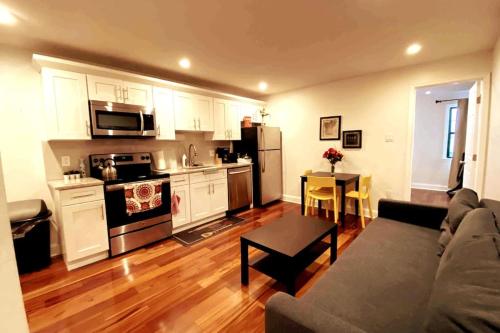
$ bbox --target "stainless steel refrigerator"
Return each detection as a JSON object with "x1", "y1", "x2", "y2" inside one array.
[{"x1": 233, "y1": 126, "x2": 283, "y2": 206}]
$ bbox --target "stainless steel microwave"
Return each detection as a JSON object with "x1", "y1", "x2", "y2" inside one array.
[{"x1": 89, "y1": 100, "x2": 156, "y2": 138}]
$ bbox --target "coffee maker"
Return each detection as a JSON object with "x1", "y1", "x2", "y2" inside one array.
[{"x1": 216, "y1": 147, "x2": 237, "y2": 163}]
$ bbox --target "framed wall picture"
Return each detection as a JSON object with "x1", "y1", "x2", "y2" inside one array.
[
  {"x1": 319, "y1": 116, "x2": 341, "y2": 140},
  {"x1": 343, "y1": 130, "x2": 362, "y2": 148}
]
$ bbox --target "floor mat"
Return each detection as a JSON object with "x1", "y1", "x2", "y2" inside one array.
[{"x1": 173, "y1": 216, "x2": 245, "y2": 246}]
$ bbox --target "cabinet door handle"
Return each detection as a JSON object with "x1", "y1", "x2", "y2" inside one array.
[
  {"x1": 101, "y1": 205, "x2": 105, "y2": 220},
  {"x1": 230, "y1": 129, "x2": 232, "y2": 139},
  {"x1": 212, "y1": 183, "x2": 215, "y2": 194},
  {"x1": 198, "y1": 118, "x2": 201, "y2": 130},
  {"x1": 123, "y1": 87, "x2": 129, "y2": 101},
  {"x1": 86, "y1": 120, "x2": 90, "y2": 137},
  {"x1": 208, "y1": 184, "x2": 211, "y2": 194},
  {"x1": 71, "y1": 191, "x2": 95, "y2": 199},
  {"x1": 157, "y1": 125, "x2": 161, "y2": 136},
  {"x1": 193, "y1": 118, "x2": 197, "y2": 130}
]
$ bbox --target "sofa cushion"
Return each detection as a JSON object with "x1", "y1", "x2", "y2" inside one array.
[
  {"x1": 437, "y1": 218, "x2": 452, "y2": 256},
  {"x1": 448, "y1": 188, "x2": 479, "y2": 233},
  {"x1": 437, "y1": 208, "x2": 498, "y2": 279},
  {"x1": 302, "y1": 218, "x2": 440, "y2": 333},
  {"x1": 424, "y1": 234, "x2": 500, "y2": 332},
  {"x1": 480, "y1": 199, "x2": 500, "y2": 228}
]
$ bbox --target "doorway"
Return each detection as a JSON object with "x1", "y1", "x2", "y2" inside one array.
[{"x1": 410, "y1": 80, "x2": 481, "y2": 203}]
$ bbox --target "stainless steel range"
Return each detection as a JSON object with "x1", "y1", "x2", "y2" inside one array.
[{"x1": 89, "y1": 152, "x2": 172, "y2": 256}]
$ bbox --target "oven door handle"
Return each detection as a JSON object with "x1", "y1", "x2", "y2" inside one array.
[
  {"x1": 106, "y1": 179, "x2": 170, "y2": 192},
  {"x1": 140, "y1": 111, "x2": 145, "y2": 135}
]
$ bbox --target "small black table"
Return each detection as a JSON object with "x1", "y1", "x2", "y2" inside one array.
[
  {"x1": 240, "y1": 213, "x2": 337, "y2": 296},
  {"x1": 300, "y1": 172, "x2": 360, "y2": 226}
]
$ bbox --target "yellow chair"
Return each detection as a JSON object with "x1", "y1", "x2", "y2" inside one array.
[
  {"x1": 304, "y1": 176, "x2": 338, "y2": 223},
  {"x1": 346, "y1": 175, "x2": 373, "y2": 229}
]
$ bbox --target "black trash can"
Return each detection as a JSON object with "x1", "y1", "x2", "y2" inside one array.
[{"x1": 8, "y1": 199, "x2": 52, "y2": 274}]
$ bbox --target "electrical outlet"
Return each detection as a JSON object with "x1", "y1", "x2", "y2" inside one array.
[
  {"x1": 385, "y1": 134, "x2": 394, "y2": 143},
  {"x1": 61, "y1": 156, "x2": 71, "y2": 167},
  {"x1": 209, "y1": 149, "x2": 215, "y2": 157}
]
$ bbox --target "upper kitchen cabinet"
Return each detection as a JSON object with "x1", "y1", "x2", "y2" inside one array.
[
  {"x1": 42, "y1": 68, "x2": 91, "y2": 140},
  {"x1": 153, "y1": 87, "x2": 176, "y2": 140},
  {"x1": 87, "y1": 75, "x2": 153, "y2": 107},
  {"x1": 208, "y1": 99, "x2": 241, "y2": 140},
  {"x1": 173, "y1": 91, "x2": 214, "y2": 131}
]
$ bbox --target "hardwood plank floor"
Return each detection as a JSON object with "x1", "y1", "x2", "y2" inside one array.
[
  {"x1": 411, "y1": 188, "x2": 450, "y2": 207},
  {"x1": 20, "y1": 202, "x2": 371, "y2": 333}
]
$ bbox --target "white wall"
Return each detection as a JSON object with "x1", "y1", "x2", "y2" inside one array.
[
  {"x1": 0, "y1": 44, "x2": 229, "y2": 255},
  {"x1": 267, "y1": 51, "x2": 492, "y2": 210},
  {"x1": 484, "y1": 37, "x2": 500, "y2": 199},
  {"x1": 412, "y1": 90, "x2": 468, "y2": 191},
  {"x1": 0, "y1": 155, "x2": 30, "y2": 333}
]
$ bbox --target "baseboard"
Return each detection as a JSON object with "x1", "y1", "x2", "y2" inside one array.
[
  {"x1": 282, "y1": 194, "x2": 301, "y2": 204},
  {"x1": 411, "y1": 183, "x2": 448, "y2": 191}
]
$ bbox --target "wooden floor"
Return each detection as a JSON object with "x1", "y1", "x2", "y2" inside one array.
[
  {"x1": 411, "y1": 188, "x2": 450, "y2": 207},
  {"x1": 20, "y1": 202, "x2": 370, "y2": 333}
]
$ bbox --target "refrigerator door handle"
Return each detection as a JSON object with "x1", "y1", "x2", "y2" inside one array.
[{"x1": 260, "y1": 127, "x2": 266, "y2": 172}]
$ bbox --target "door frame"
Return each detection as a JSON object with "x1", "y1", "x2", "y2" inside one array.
[{"x1": 404, "y1": 73, "x2": 492, "y2": 200}]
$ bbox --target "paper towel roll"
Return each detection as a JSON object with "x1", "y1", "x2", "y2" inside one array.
[{"x1": 151, "y1": 150, "x2": 167, "y2": 170}]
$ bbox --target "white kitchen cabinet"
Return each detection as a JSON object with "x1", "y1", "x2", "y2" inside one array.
[
  {"x1": 211, "y1": 178, "x2": 229, "y2": 213},
  {"x1": 87, "y1": 75, "x2": 153, "y2": 107},
  {"x1": 153, "y1": 87, "x2": 176, "y2": 140},
  {"x1": 61, "y1": 200, "x2": 108, "y2": 263},
  {"x1": 42, "y1": 68, "x2": 91, "y2": 140},
  {"x1": 171, "y1": 184, "x2": 191, "y2": 229},
  {"x1": 48, "y1": 181, "x2": 109, "y2": 271},
  {"x1": 207, "y1": 99, "x2": 241, "y2": 140},
  {"x1": 189, "y1": 174, "x2": 228, "y2": 222},
  {"x1": 87, "y1": 75, "x2": 124, "y2": 103},
  {"x1": 123, "y1": 81, "x2": 153, "y2": 107},
  {"x1": 173, "y1": 91, "x2": 214, "y2": 131},
  {"x1": 189, "y1": 181, "x2": 213, "y2": 221}
]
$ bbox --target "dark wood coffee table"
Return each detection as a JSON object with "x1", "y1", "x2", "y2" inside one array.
[{"x1": 240, "y1": 213, "x2": 337, "y2": 295}]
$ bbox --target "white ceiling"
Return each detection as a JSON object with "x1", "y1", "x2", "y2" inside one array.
[{"x1": 1, "y1": 0, "x2": 499, "y2": 97}]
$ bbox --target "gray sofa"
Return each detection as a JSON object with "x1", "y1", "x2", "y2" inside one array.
[{"x1": 265, "y1": 189, "x2": 500, "y2": 333}]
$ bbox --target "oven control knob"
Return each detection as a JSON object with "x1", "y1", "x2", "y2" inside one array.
[
  {"x1": 145, "y1": 156, "x2": 150, "y2": 160},
  {"x1": 93, "y1": 158, "x2": 98, "y2": 163},
  {"x1": 141, "y1": 156, "x2": 146, "y2": 160}
]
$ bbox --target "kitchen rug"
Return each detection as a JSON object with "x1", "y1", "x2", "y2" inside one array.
[{"x1": 173, "y1": 216, "x2": 245, "y2": 246}]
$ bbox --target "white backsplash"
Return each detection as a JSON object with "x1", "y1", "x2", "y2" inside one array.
[{"x1": 43, "y1": 132, "x2": 230, "y2": 180}]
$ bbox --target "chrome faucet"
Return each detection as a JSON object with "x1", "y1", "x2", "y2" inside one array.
[{"x1": 188, "y1": 144, "x2": 198, "y2": 167}]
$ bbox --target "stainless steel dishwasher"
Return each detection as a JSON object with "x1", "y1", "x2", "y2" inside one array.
[{"x1": 228, "y1": 166, "x2": 252, "y2": 211}]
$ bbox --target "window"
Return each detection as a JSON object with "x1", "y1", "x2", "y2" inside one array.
[{"x1": 446, "y1": 106, "x2": 458, "y2": 158}]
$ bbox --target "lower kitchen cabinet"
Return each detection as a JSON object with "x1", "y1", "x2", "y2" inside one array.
[
  {"x1": 49, "y1": 181, "x2": 109, "y2": 271},
  {"x1": 189, "y1": 181, "x2": 213, "y2": 221},
  {"x1": 171, "y1": 184, "x2": 191, "y2": 229},
  {"x1": 189, "y1": 177, "x2": 228, "y2": 222},
  {"x1": 61, "y1": 200, "x2": 108, "y2": 263}
]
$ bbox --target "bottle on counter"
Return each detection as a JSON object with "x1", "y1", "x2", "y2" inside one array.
[{"x1": 79, "y1": 158, "x2": 87, "y2": 178}]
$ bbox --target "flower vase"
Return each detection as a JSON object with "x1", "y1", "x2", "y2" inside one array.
[{"x1": 331, "y1": 164, "x2": 335, "y2": 175}]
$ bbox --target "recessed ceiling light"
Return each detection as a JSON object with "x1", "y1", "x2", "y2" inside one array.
[
  {"x1": 258, "y1": 81, "x2": 268, "y2": 91},
  {"x1": 425, "y1": 90, "x2": 431, "y2": 95},
  {"x1": 406, "y1": 43, "x2": 422, "y2": 55},
  {"x1": 0, "y1": 6, "x2": 17, "y2": 25},
  {"x1": 179, "y1": 58, "x2": 191, "y2": 69}
]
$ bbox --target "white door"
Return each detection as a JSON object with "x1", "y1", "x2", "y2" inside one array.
[
  {"x1": 228, "y1": 102, "x2": 242, "y2": 140},
  {"x1": 153, "y1": 87, "x2": 176, "y2": 140},
  {"x1": 189, "y1": 181, "x2": 212, "y2": 221},
  {"x1": 87, "y1": 75, "x2": 123, "y2": 103},
  {"x1": 212, "y1": 99, "x2": 229, "y2": 140},
  {"x1": 210, "y1": 179, "x2": 229, "y2": 214},
  {"x1": 463, "y1": 82, "x2": 480, "y2": 189},
  {"x1": 123, "y1": 81, "x2": 153, "y2": 107},
  {"x1": 61, "y1": 200, "x2": 109, "y2": 262},
  {"x1": 194, "y1": 94, "x2": 214, "y2": 131},
  {"x1": 172, "y1": 185, "x2": 191, "y2": 229},
  {"x1": 173, "y1": 91, "x2": 195, "y2": 131},
  {"x1": 42, "y1": 68, "x2": 91, "y2": 140}
]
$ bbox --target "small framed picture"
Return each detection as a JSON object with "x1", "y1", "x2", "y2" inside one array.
[
  {"x1": 343, "y1": 130, "x2": 362, "y2": 148},
  {"x1": 319, "y1": 116, "x2": 341, "y2": 140}
]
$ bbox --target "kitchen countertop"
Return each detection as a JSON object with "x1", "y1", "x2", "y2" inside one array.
[
  {"x1": 48, "y1": 177, "x2": 104, "y2": 190},
  {"x1": 154, "y1": 163, "x2": 253, "y2": 175}
]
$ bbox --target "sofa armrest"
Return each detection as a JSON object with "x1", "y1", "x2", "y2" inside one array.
[
  {"x1": 378, "y1": 199, "x2": 448, "y2": 230},
  {"x1": 265, "y1": 292, "x2": 367, "y2": 333}
]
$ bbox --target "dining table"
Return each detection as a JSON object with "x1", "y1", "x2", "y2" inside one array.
[{"x1": 300, "y1": 172, "x2": 361, "y2": 226}]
